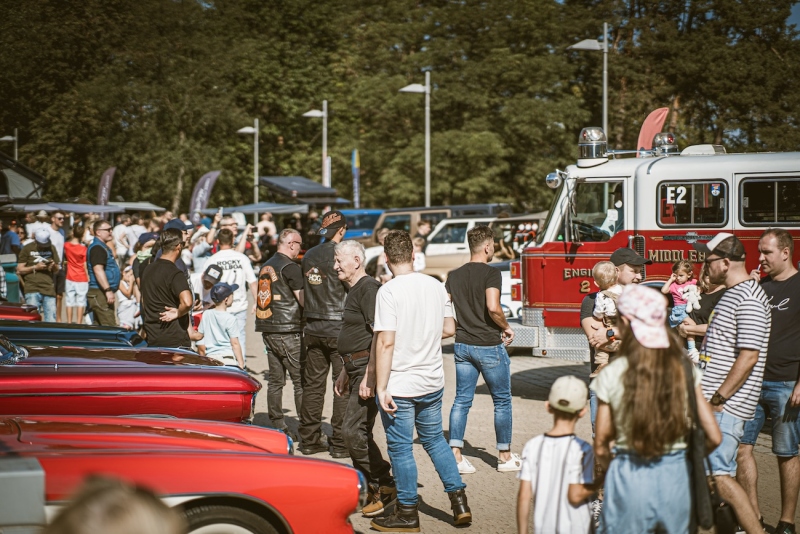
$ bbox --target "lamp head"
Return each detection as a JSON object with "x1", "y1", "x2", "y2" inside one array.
[{"x1": 237, "y1": 126, "x2": 256, "y2": 135}]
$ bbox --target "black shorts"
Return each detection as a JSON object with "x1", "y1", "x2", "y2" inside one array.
[{"x1": 54, "y1": 269, "x2": 66, "y2": 295}]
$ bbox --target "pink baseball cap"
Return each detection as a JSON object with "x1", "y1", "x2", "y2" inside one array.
[{"x1": 616, "y1": 284, "x2": 670, "y2": 349}]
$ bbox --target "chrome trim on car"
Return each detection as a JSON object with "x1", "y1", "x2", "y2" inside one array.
[
  {"x1": 356, "y1": 471, "x2": 368, "y2": 511},
  {"x1": 0, "y1": 391, "x2": 254, "y2": 398}
]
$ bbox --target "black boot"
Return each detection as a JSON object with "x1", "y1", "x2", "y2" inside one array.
[
  {"x1": 448, "y1": 489, "x2": 472, "y2": 525},
  {"x1": 370, "y1": 502, "x2": 420, "y2": 532}
]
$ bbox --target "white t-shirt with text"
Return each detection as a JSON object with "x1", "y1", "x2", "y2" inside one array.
[
  {"x1": 205, "y1": 248, "x2": 256, "y2": 314},
  {"x1": 373, "y1": 272, "x2": 452, "y2": 397},
  {"x1": 518, "y1": 434, "x2": 594, "y2": 534}
]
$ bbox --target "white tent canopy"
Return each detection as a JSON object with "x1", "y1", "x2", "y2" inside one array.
[{"x1": 199, "y1": 202, "x2": 309, "y2": 216}]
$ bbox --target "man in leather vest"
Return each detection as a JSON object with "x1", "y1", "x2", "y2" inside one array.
[
  {"x1": 298, "y1": 210, "x2": 350, "y2": 457},
  {"x1": 255, "y1": 229, "x2": 305, "y2": 438}
]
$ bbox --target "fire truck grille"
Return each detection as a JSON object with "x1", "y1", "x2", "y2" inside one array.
[{"x1": 631, "y1": 235, "x2": 647, "y2": 280}]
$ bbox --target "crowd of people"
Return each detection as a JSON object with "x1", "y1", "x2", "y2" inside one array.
[{"x1": 2, "y1": 205, "x2": 798, "y2": 533}]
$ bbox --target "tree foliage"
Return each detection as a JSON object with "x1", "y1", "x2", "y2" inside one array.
[{"x1": 2, "y1": 0, "x2": 799, "y2": 212}]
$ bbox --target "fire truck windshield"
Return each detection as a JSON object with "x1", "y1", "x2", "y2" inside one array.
[{"x1": 550, "y1": 180, "x2": 624, "y2": 243}]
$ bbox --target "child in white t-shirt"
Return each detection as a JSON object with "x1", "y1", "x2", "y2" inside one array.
[
  {"x1": 197, "y1": 282, "x2": 244, "y2": 369},
  {"x1": 517, "y1": 376, "x2": 595, "y2": 534}
]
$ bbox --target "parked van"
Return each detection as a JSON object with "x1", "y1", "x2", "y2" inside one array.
[
  {"x1": 341, "y1": 209, "x2": 384, "y2": 247},
  {"x1": 371, "y1": 203, "x2": 512, "y2": 246}
]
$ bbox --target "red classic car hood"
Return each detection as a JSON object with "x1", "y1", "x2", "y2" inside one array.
[
  {"x1": 16, "y1": 346, "x2": 223, "y2": 366},
  {"x1": 0, "y1": 416, "x2": 289, "y2": 455}
]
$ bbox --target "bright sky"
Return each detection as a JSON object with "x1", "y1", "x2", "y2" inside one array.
[{"x1": 790, "y1": 3, "x2": 800, "y2": 30}]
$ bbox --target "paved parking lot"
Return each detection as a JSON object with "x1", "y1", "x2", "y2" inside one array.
[{"x1": 245, "y1": 315, "x2": 794, "y2": 532}]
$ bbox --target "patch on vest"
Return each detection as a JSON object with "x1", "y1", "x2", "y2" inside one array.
[
  {"x1": 256, "y1": 266, "x2": 276, "y2": 319},
  {"x1": 306, "y1": 266, "x2": 323, "y2": 285}
]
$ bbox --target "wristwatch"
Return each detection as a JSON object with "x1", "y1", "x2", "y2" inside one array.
[
  {"x1": 606, "y1": 329, "x2": 616, "y2": 342},
  {"x1": 710, "y1": 391, "x2": 727, "y2": 406}
]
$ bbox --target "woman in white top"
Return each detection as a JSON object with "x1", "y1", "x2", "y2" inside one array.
[{"x1": 591, "y1": 284, "x2": 721, "y2": 534}]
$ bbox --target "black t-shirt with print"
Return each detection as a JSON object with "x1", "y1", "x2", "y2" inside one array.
[{"x1": 761, "y1": 272, "x2": 800, "y2": 381}]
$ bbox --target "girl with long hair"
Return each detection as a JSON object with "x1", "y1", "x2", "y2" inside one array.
[{"x1": 591, "y1": 284, "x2": 721, "y2": 533}]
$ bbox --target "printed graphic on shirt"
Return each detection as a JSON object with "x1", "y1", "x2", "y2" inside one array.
[
  {"x1": 306, "y1": 266, "x2": 324, "y2": 285},
  {"x1": 256, "y1": 266, "x2": 276, "y2": 319}
]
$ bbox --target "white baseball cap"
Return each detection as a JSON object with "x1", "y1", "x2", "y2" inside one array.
[
  {"x1": 34, "y1": 228, "x2": 51, "y2": 245},
  {"x1": 548, "y1": 375, "x2": 588, "y2": 414}
]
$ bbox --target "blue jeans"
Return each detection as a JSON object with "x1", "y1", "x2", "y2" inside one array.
[
  {"x1": 707, "y1": 410, "x2": 745, "y2": 477},
  {"x1": 25, "y1": 292, "x2": 56, "y2": 323},
  {"x1": 589, "y1": 389, "x2": 598, "y2": 437},
  {"x1": 379, "y1": 388, "x2": 465, "y2": 505},
  {"x1": 449, "y1": 343, "x2": 513, "y2": 450},
  {"x1": 599, "y1": 449, "x2": 690, "y2": 534},
  {"x1": 741, "y1": 380, "x2": 800, "y2": 457}
]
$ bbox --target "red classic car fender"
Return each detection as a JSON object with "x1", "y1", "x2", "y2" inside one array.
[
  {"x1": 1, "y1": 416, "x2": 362, "y2": 534},
  {"x1": 0, "y1": 366, "x2": 261, "y2": 423}
]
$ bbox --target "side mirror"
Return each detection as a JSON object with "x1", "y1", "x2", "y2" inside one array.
[{"x1": 545, "y1": 172, "x2": 562, "y2": 189}]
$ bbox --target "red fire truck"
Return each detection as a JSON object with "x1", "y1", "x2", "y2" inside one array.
[{"x1": 508, "y1": 127, "x2": 800, "y2": 360}]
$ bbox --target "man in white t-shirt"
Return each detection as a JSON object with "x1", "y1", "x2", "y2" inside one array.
[
  {"x1": 127, "y1": 215, "x2": 146, "y2": 256},
  {"x1": 205, "y1": 228, "x2": 257, "y2": 360},
  {"x1": 371, "y1": 230, "x2": 471, "y2": 531}
]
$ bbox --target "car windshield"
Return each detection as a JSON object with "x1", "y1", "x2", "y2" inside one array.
[
  {"x1": 542, "y1": 180, "x2": 623, "y2": 243},
  {"x1": 346, "y1": 213, "x2": 381, "y2": 230}
]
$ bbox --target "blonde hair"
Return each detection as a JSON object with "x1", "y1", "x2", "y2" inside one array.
[
  {"x1": 592, "y1": 261, "x2": 618, "y2": 290},
  {"x1": 44, "y1": 477, "x2": 184, "y2": 534}
]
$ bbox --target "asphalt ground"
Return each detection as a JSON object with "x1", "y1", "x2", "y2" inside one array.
[{"x1": 244, "y1": 312, "x2": 795, "y2": 533}]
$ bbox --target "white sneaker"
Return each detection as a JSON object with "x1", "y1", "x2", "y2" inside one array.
[
  {"x1": 497, "y1": 452, "x2": 522, "y2": 472},
  {"x1": 456, "y1": 457, "x2": 476, "y2": 474}
]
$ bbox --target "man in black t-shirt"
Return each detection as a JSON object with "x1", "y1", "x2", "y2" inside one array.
[
  {"x1": 140, "y1": 229, "x2": 193, "y2": 348},
  {"x1": 739, "y1": 229, "x2": 800, "y2": 533},
  {"x1": 445, "y1": 225, "x2": 518, "y2": 474},
  {"x1": 332, "y1": 240, "x2": 395, "y2": 517}
]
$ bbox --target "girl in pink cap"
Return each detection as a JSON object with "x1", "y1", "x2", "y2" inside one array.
[{"x1": 590, "y1": 284, "x2": 721, "y2": 533}]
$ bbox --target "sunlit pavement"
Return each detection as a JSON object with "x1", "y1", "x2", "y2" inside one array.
[{"x1": 244, "y1": 303, "x2": 792, "y2": 533}]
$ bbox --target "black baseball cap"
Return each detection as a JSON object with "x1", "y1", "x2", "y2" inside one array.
[
  {"x1": 317, "y1": 210, "x2": 347, "y2": 236},
  {"x1": 610, "y1": 248, "x2": 652, "y2": 266},
  {"x1": 164, "y1": 218, "x2": 193, "y2": 231},
  {"x1": 203, "y1": 264, "x2": 223, "y2": 285},
  {"x1": 692, "y1": 232, "x2": 745, "y2": 261}
]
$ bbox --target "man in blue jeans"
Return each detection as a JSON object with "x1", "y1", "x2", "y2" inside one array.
[
  {"x1": 693, "y1": 233, "x2": 770, "y2": 534},
  {"x1": 373, "y1": 230, "x2": 471, "y2": 531},
  {"x1": 738, "y1": 229, "x2": 800, "y2": 534},
  {"x1": 17, "y1": 228, "x2": 60, "y2": 322},
  {"x1": 445, "y1": 224, "x2": 519, "y2": 474}
]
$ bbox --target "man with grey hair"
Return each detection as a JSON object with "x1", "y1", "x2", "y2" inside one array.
[
  {"x1": 333, "y1": 240, "x2": 395, "y2": 517},
  {"x1": 255, "y1": 228, "x2": 305, "y2": 438}
]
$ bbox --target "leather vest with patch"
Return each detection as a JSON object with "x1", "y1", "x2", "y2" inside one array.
[
  {"x1": 301, "y1": 241, "x2": 346, "y2": 321},
  {"x1": 255, "y1": 253, "x2": 303, "y2": 333}
]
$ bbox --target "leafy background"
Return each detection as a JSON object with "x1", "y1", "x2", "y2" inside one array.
[{"x1": 2, "y1": 0, "x2": 799, "y2": 213}]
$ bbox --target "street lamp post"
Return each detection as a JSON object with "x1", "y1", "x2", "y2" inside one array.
[
  {"x1": 0, "y1": 128, "x2": 18, "y2": 161},
  {"x1": 303, "y1": 101, "x2": 329, "y2": 188},
  {"x1": 568, "y1": 23, "x2": 609, "y2": 137},
  {"x1": 399, "y1": 71, "x2": 431, "y2": 207},
  {"x1": 237, "y1": 119, "x2": 259, "y2": 224}
]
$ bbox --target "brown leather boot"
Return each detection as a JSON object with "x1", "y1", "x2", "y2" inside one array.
[
  {"x1": 370, "y1": 502, "x2": 420, "y2": 532},
  {"x1": 362, "y1": 484, "x2": 398, "y2": 517},
  {"x1": 448, "y1": 488, "x2": 472, "y2": 525}
]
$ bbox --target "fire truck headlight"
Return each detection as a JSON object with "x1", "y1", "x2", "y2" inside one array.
[{"x1": 546, "y1": 172, "x2": 562, "y2": 189}]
